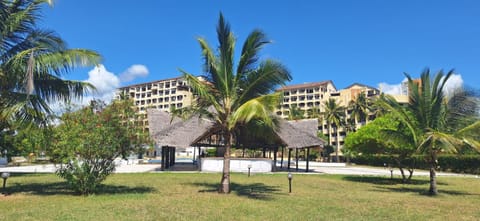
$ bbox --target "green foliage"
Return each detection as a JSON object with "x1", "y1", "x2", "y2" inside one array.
[
  {"x1": 0, "y1": 0, "x2": 101, "y2": 125},
  {"x1": 50, "y1": 100, "x2": 146, "y2": 195},
  {"x1": 352, "y1": 154, "x2": 480, "y2": 174}
]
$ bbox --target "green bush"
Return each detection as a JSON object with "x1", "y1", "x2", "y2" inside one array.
[
  {"x1": 352, "y1": 154, "x2": 480, "y2": 174},
  {"x1": 57, "y1": 159, "x2": 115, "y2": 195}
]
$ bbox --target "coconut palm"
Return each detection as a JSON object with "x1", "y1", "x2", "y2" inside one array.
[
  {"x1": 322, "y1": 98, "x2": 345, "y2": 162},
  {"x1": 348, "y1": 92, "x2": 370, "y2": 126},
  {"x1": 177, "y1": 13, "x2": 291, "y2": 193},
  {"x1": 382, "y1": 69, "x2": 479, "y2": 195},
  {"x1": 0, "y1": 0, "x2": 101, "y2": 124}
]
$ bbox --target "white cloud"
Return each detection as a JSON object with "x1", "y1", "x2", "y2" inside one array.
[
  {"x1": 378, "y1": 74, "x2": 464, "y2": 96},
  {"x1": 443, "y1": 74, "x2": 464, "y2": 97},
  {"x1": 378, "y1": 78, "x2": 407, "y2": 95},
  {"x1": 86, "y1": 64, "x2": 120, "y2": 96},
  {"x1": 119, "y1": 64, "x2": 149, "y2": 82}
]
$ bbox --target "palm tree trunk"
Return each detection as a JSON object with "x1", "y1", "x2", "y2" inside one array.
[
  {"x1": 219, "y1": 132, "x2": 232, "y2": 193},
  {"x1": 429, "y1": 151, "x2": 438, "y2": 195},
  {"x1": 335, "y1": 127, "x2": 340, "y2": 162}
]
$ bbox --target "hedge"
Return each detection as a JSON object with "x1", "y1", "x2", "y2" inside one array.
[{"x1": 351, "y1": 154, "x2": 480, "y2": 175}]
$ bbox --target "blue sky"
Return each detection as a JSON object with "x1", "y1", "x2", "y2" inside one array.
[{"x1": 40, "y1": 1, "x2": 479, "y2": 103}]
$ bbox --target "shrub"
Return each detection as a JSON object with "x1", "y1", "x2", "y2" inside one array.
[{"x1": 352, "y1": 154, "x2": 480, "y2": 174}]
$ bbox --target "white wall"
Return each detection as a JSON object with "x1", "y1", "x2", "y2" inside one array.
[{"x1": 200, "y1": 158, "x2": 273, "y2": 172}]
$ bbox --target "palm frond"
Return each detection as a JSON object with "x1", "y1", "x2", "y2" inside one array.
[
  {"x1": 236, "y1": 60, "x2": 291, "y2": 106},
  {"x1": 231, "y1": 93, "x2": 282, "y2": 130}
]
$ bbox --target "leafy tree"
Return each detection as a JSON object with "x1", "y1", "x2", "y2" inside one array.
[
  {"x1": 0, "y1": 0, "x2": 101, "y2": 126},
  {"x1": 50, "y1": 100, "x2": 145, "y2": 195},
  {"x1": 176, "y1": 13, "x2": 291, "y2": 193},
  {"x1": 344, "y1": 114, "x2": 416, "y2": 182},
  {"x1": 381, "y1": 69, "x2": 480, "y2": 195},
  {"x1": 322, "y1": 98, "x2": 345, "y2": 162}
]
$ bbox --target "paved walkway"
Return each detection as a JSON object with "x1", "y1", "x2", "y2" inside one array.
[{"x1": 0, "y1": 161, "x2": 477, "y2": 177}]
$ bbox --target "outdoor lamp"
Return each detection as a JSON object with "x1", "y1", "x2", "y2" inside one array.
[
  {"x1": 1, "y1": 172, "x2": 10, "y2": 195},
  {"x1": 388, "y1": 164, "x2": 393, "y2": 179},
  {"x1": 287, "y1": 172, "x2": 293, "y2": 193},
  {"x1": 247, "y1": 164, "x2": 252, "y2": 177}
]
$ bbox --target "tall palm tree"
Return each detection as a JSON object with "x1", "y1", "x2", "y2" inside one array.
[
  {"x1": 382, "y1": 69, "x2": 479, "y2": 195},
  {"x1": 177, "y1": 13, "x2": 291, "y2": 193},
  {"x1": 0, "y1": 0, "x2": 101, "y2": 124},
  {"x1": 323, "y1": 98, "x2": 345, "y2": 162},
  {"x1": 348, "y1": 92, "x2": 369, "y2": 126}
]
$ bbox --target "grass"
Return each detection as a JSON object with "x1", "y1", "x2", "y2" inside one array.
[{"x1": 1, "y1": 172, "x2": 479, "y2": 221}]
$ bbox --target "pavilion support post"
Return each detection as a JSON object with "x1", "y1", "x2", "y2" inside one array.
[
  {"x1": 242, "y1": 146, "x2": 245, "y2": 158},
  {"x1": 262, "y1": 146, "x2": 266, "y2": 158},
  {"x1": 287, "y1": 148, "x2": 292, "y2": 171},
  {"x1": 198, "y1": 146, "x2": 202, "y2": 171},
  {"x1": 161, "y1": 146, "x2": 166, "y2": 171},
  {"x1": 280, "y1": 146, "x2": 284, "y2": 169},
  {"x1": 295, "y1": 148, "x2": 299, "y2": 171},
  {"x1": 273, "y1": 147, "x2": 278, "y2": 172},
  {"x1": 170, "y1": 147, "x2": 175, "y2": 167},
  {"x1": 164, "y1": 146, "x2": 169, "y2": 169},
  {"x1": 306, "y1": 147, "x2": 310, "y2": 172},
  {"x1": 193, "y1": 146, "x2": 196, "y2": 165}
]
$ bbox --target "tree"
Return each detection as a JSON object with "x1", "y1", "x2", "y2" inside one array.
[
  {"x1": 288, "y1": 105, "x2": 305, "y2": 120},
  {"x1": 176, "y1": 13, "x2": 291, "y2": 193},
  {"x1": 50, "y1": 100, "x2": 146, "y2": 195},
  {"x1": 322, "y1": 98, "x2": 345, "y2": 162},
  {"x1": 382, "y1": 69, "x2": 479, "y2": 195},
  {"x1": 344, "y1": 114, "x2": 417, "y2": 182},
  {"x1": 0, "y1": 0, "x2": 101, "y2": 126},
  {"x1": 348, "y1": 93, "x2": 369, "y2": 125}
]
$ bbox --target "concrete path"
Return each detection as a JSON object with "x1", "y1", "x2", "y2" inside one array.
[{"x1": 0, "y1": 161, "x2": 477, "y2": 178}]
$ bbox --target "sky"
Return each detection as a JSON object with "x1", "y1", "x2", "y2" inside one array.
[{"x1": 39, "y1": 1, "x2": 480, "y2": 105}]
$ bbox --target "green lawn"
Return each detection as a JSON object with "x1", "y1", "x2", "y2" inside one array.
[{"x1": 1, "y1": 172, "x2": 479, "y2": 221}]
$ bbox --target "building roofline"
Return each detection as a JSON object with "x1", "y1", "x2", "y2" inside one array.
[
  {"x1": 343, "y1": 82, "x2": 379, "y2": 90},
  {"x1": 118, "y1": 76, "x2": 184, "y2": 90},
  {"x1": 276, "y1": 80, "x2": 336, "y2": 91}
]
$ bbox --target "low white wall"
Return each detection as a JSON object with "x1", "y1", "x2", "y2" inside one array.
[{"x1": 200, "y1": 158, "x2": 273, "y2": 172}]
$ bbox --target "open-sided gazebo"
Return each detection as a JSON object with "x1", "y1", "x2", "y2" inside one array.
[{"x1": 147, "y1": 109, "x2": 325, "y2": 172}]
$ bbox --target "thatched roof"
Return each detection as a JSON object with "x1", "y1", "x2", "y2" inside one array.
[
  {"x1": 147, "y1": 109, "x2": 325, "y2": 149},
  {"x1": 147, "y1": 109, "x2": 214, "y2": 147},
  {"x1": 277, "y1": 119, "x2": 325, "y2": 149},
  {"x1": 146, "y1": 109, "x2": 182, "y2": 135}
]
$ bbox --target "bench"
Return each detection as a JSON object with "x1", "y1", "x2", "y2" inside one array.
[{"x1": 11, "y1": 156, "x2": 28, "y2": 166}]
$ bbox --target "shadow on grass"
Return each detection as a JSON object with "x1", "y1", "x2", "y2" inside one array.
[
  {"x1": 7, "y1": 181, "x2": 155, "y2": 196},
  {"x1": 342, "y1": 176, "x2": 447, "y2": 186},
  {"x1": 191, "y1": 182, "x2": 283, "y2": 200},
  {"x1": 375, "y1": 186, "x2": 479, "y2": 196}
]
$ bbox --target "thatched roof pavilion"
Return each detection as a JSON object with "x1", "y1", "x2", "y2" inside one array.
[{"x1": 147, "y1": 109, "x2": 325, "y2": 171}]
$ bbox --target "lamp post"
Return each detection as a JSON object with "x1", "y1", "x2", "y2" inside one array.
[
  {"x1": 247, "y1": 164, "x2": 252, "y2": 177},
  {"x1": 287, "y1": 172, "x2": 293, "y2": 193},
  {"x1": 388, "y1": 164, "x2": 393, "y2": 179},
  {"x1": 1, "y1": 172, "x2": 10, "y2": 195}
]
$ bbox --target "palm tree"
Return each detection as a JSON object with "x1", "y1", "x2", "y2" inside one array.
[
  {"x1": 382, "y1": 69, "x2": 479, "y2": 195},
  {"x1": 177, "y1": 13, "x2": 291, "y2": 193},
  {"x1": 348, "y1": 92, "x2": 369, "y2": 126},
  {"x1": 0, "y1": 0, "x2": 101, "y2": 124},
  {"x1": 288, "y1": 105, "x2": 305, "y2": 120},
  {"x1": 322, "y1": 98, "x2": 345, "y2": 162}
]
